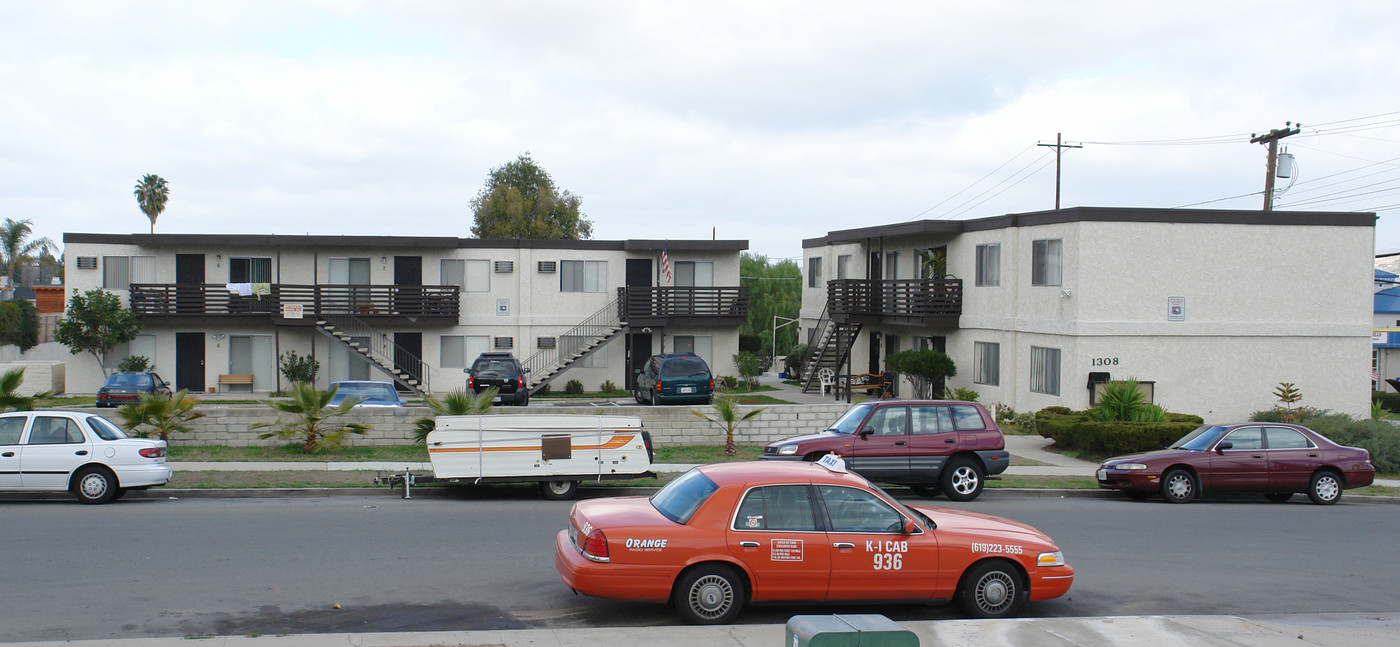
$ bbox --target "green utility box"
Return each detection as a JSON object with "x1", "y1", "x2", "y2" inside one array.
[{"x1": 784, "y1": 614, "x2": 919, "y2": 647}]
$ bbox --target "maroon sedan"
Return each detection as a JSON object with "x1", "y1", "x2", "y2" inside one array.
[{"x1": 1096, "y1": 423, "x2": 1374, "y2": 504}]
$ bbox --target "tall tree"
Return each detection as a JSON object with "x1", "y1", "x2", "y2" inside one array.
[
  {"x1": 53, "y1": 289, "x2": 143, "y2": 376},
  {"x1": 470, "y1": 154, "x2": 593, "y2": 239},
  {"x1": 0, "y1": 218, "x2": 57, "y2": 287},
  {"x1": 134, "y1": 174, "x2": 170, "y2": 234},
  {"x1": 739, "y1": 253, "x2": 802, "y2": 356}
]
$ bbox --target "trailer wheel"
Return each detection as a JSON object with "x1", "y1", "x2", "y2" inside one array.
[{"x1": 539, "y1": 480, "x2": 579, "y2": 500}]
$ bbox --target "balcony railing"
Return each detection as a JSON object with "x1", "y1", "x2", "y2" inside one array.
[
  {"x1": 827, "y1": 278, "x2": 961, "y2": 326},
  {"x1": 128, "y1": 283, "x2": 460, "y2": 323},
  {"x1": 618, "y1": 286, "x2": 750, "y2": 326}
]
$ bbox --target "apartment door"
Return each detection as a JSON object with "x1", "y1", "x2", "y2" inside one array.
[
  {"x1": 175, "y1": 332, "x2": 205, "y2": 393},
  {"x1": 626, "y1": 258, "x2": 652, "y2": 319},
  {"x1": 394, "y1": 332, "x2": 423, "y2": 392},
  {"x1": 175, "y1": 254, "x2": 205, "y2": 315},
  {"x1": 393, "y1": 256, "x2": 422, "y2": 314},
  {"x1": 626, "y1": 332, "x2": 652, "y2": 391}
]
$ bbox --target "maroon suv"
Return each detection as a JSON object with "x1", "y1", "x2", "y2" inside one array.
[{"x1": 759, "y1": 400, "x2": 1009, "y2": 501}]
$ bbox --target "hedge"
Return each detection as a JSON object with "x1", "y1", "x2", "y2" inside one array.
[
  {"x1": 1252, "y1": 410, "x2": 1400, "y2": 474},
  {"x1": 1373, "y1": 391, "x2": 1400, "y2": 414},
  {"x1": 1037, "y1": 408, "x2": 1204, "y2": 456}
]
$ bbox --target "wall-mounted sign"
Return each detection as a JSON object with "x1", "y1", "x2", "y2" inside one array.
[
  {"x1": 283, "y1": 303, "x2": 304, "y2": 319},
  {"x1": 1168, "y1": 296, "x2": 1185, "y2": 322},
  {"x1": 496, "y1": 299, "x2": 510, "y2": 316}
]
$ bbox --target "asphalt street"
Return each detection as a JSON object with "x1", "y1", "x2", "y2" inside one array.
[{"x1": 1, "y1": 492, "x2": 1397, "y2": 642}]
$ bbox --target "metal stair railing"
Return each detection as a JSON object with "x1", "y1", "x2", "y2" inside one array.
[
  {"x1": 316, "y1": 313, "x2": 430, "y2": 394},
  {"x1": 521, "y1": 298, "x2": 626, "y2": 394}
]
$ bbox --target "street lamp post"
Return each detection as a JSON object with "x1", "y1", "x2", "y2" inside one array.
[{"x1": 772, "y1": 315, "x2": 799, "y2": 377}]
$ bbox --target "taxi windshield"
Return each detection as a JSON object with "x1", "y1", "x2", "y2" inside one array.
[
  {"x1": 827, "y1": 404, "x2": 873, "y2": 434},
  {"x1": 650, "y1": 469, "x2": 719, "y2": 524},
  {"x1": 1171, "y1": 425, "x2": 1230, "y2": 451}
]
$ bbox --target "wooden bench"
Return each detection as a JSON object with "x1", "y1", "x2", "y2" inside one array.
[
  {"x1": 218, "y1": 374, "x2": 254, "y2": 392},
  {"x1": 842, "y1": 373, "x2": 894, "y2": 398}
]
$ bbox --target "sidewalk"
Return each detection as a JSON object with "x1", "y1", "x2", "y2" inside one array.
[{"x1": 5, "y1": 613, "x2": 1396, "y2": 647}]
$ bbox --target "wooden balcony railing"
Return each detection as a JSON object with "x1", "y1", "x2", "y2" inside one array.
[
  {"x1": 618, "y1": 286, "x2": 750, "y2": 326},
  {"x1": 128, "y1": 284, "x2": 460, "y2": 322},
  {"x1": 827, "y1": 278, "x2": 961, "y2": 326}
]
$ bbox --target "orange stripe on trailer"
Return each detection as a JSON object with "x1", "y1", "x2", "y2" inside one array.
[{"x1": 430, "y1": 432, "x2": 636, "y2": 454}]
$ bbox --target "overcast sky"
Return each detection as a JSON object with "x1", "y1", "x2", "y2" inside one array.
[{"x1": 5, "y1": 1, "x2": 1400, "y2": 263}]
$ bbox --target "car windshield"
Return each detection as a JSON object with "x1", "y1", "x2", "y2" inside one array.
[
  {"x1": 660, "y1": 358, "x2": 709, "y2": 378},
  {"x1": 1171, "y1": 425, "x2": 1230, "y2": 450},
  {"x1": 472, "y1": 359, "x2": 516, "y2": 374},
  {"x1": 86, "y1": 415, "x2": 129, "y2": 441},
  {"x1": 650, "y1": 469, "x2": 719, "y2": 524},
  {"x1": 108, "y1": 374, "x2": 151, "y2": 388},
  {"x1": 827, "y1": 404, "x2": 873, "y2": 434}
]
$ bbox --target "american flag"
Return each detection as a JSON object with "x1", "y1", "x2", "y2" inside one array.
[{"x1": 661, "y1": 247, "x2": 672, "y2": 284}]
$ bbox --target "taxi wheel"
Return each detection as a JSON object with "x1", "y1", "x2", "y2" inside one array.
[
  {"x1": 957, "y1": 560, "x2": 1026, "y2": 618},
  {"x1": 1161, "y1": 468, "x2": 1196, "y2": 503},
  {"x1": 940, "y1": 457, "x2": 984, "y2": 502},
  {"x1": 673, "y1": 564, "x2": 745, "y2": 624},
  {"x1": 72, "y1": 466, "x2": 118, "y2": 505},
  {"x1": 1264, "y1": 492, "x2": 1293, "y2": 503},
  {"x1": 910, "y1": 484, "x2": 942, "y2": 498},
  {"x1": 1307, "y1": 471, "x2": 1342, "y2": 505},
  {"x1": 538, "y1": 480, "x2": 578, "y2": 501}
]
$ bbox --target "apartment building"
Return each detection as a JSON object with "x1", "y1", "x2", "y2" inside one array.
[
  {"x1": 61, "y1": 233, "x2": 749, "y2": 396},
  {"x1": 800, "y1": 207, "x2": 1375, "y2": 421}
]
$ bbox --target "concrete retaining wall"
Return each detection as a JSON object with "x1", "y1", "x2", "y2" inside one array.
[
  {"x1": 0, "y1": 361, "x2": 65, "y2": 396},
  {"x1": 81, "y1": 403, "x2": 852, "y2": 448}
]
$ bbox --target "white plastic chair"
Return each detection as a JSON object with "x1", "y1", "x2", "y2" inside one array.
[{"x1": 818, "y1": 368, "x2": 836, "y2": 396}]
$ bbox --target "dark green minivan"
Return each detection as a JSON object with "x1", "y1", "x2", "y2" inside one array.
[{"x1": 632, "y1": 353, "x2": 714, "y2": 405}]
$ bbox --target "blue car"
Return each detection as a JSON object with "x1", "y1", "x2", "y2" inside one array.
[{"x1": 327, "y1": 381, "x2": 405, "y2": 407}]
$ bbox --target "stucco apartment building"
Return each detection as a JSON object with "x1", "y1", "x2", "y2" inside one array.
[
  {"x1": 800, "y1": 207, "x2": 1375, "y2": 421},
  {"x1": 61, "y1": 233, "x2": 749, "y2": 396}
]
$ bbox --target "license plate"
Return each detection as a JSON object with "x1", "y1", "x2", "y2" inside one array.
[
  {"x1": 493, "y1": 396, "x2": 502, "y2": 403},
  {"x1": 1096, "y1": 469, "x2": 1108, "y2": 480},
  {"x1": 679, "y1": 386, "x2": 695, "y2": 394}
]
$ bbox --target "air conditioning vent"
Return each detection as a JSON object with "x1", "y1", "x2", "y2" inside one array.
[
  {"x1": 537, "y1": 261, "x2": 556, "y2": 273},
  {"x1": 77, "y1": 257, "x2": 98, "y2": 269},
  {"x1": 494, "y1": 261, "x2": 514, "y2": 273},
  {"x1": 537, "y1": 337, "x2": 556, "y2": 349},
  {"x1": 494, "y1": 337, "x2": 514, "y2": 349}
]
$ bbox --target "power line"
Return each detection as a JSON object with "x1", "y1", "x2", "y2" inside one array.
[
  {"x1": 946, "y1": 156, "x2": 1057, "y2": 219},
  {"x1": 905, "y1": 145, "x2": 1037, "y2": 222}
]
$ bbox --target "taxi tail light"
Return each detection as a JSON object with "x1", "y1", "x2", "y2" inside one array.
[
  {"x1": 139, "y1": 447, "x2": 165, "y2": 458},
  {"x1": 582, "y1": 529, "x2": 610, "y2": 561}
]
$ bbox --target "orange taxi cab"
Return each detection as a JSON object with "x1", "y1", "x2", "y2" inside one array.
[{"x1": 554, "y1": 456, "x2": 1073, "y2": 624}]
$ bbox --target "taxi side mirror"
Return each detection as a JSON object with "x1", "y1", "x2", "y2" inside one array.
[{"x1": 903, "y1": 518, "x2": 919, "y2": 535}]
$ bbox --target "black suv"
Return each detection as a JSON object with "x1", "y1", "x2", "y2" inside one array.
[
  {"x1": 466, "y1": 353, "x2": 529, "y2": 406},
  {"x1": 633, "y1": 353, "x2": 713, "y2": 405}
]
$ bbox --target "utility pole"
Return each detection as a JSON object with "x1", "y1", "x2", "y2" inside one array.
[
  {"x1": 1038, "y1": 132, "x2": 1082, "y2": 210},
  {"x1": 1250, "y1": 122, "x2": 1300, "y2": 211}
]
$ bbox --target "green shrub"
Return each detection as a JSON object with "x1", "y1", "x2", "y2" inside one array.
[
  {"x1": 536, "y1": 384, "x2": 551, "y2": 396},
  {"x1": 993, "y1": 403, "x2": 1016, "y2": 425},
  {"x1": 943, "y1": 387, "x2": 979, "y2": 402},
  {"x1": 279, "y1": 351, "x2": 319, "y2": 384},
  {"x1": 1038, "y1": 406, "x2": 1204, "y2": 456},
  {"x1": 716, "y1": 375, "x2": 740, "y2": 391},
  {"x1": 564, "y1": 379, "x2": 584, "y2": 395},
  {"x1": 783, "y1": 343, "x2": 809, "y2": 380},
  {"x1": 733, "y1": 352, "x2": 764, "y2": 388},
  {"x1": 118, "y1": 355, "x2": 151, "y2": 372},
  {"x1": 1088, "y1": 380, "x2": 1167, "y2": 422},
  {"x1": 1250, "y1": 410, "x2": 1400, "y2": 473},
  {"x1": 600, "y1": 380, "x2": 617, "y2": 393},
  {"x1": 1373, "y1": 390, "x2": 1400, "y2": 414}
]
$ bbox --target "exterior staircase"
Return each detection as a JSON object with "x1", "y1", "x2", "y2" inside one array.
[
  {"x1": 522, "y1": 299, "x2": 628, "y2": 395},
  {"x1": 801, "y1": 304, "x2": 862, "y2": 394},
  {"x1": 314, "y1": 314, "x2": 430, "y2": 395}
]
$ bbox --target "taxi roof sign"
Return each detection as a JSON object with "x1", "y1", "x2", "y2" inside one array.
[{"x1": 816, "y1": 453, "x2": 847, "y2": 473}]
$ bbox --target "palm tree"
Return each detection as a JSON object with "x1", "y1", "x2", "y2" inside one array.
[
  {"x1": 0, "y1": 218, "x2": 57, "y2": 287},
  {"x1": 413, "y1": 387, "x2": 497, "y2": 442},
  {"x1": 252, "y1": 383, "x2": 370, "y2": 452},
  {"x1": 134, "y1": 174, "x2": 170, "y2": 234},
  {"x1": 117, "y1": 389, "x2": 206, "y2": 442},
  {"x1": 691, "y1": 396, "x2": 766, "y2": 456}
]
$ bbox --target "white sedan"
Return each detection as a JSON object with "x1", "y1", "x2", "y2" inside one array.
[{"x1": 0, "y1": 411, "x2": 173, "y2": 504}]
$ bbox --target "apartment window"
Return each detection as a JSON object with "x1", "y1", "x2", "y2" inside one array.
[
  {"x1": 836, "y1": 255, "x2": 852, "y2": 279},
  {"x1": 974, "y1": 341, "x2": 1000, "y2": 386},
  {"x1": 975, "y1": 244, "x2": 1001, "y2": 287},
  {"x1": 228, "y1": 335, "x2": 274, "y2": 391},
  {"x1": 229, "y1": 257, "x2": 272, "y2": 283},
  {"x1": 102, "y1": 256, "x2": 155, "y2": 289},
  {"x1": 561, "y1": 260, "x2": 607, "y2": 293},
  {"x1": 672, "y1": 335, "x2": 713, "y2": 368},
  {"x1": 562, "y1": 335, "x2": 608, "y2": 368},
  {"x1": 807, "y1": 257, "x2": 823, "y2": 288},
  {"x1": 1030, "y1": 346, "x2": 1061, "y2": 396},
  {"x1": 1032, "y1": 239, "x2": 1062, "y2": 286},
  {"x1": 441, "y1": 259, "x2": 490, "y2": 293},
  {"x1": 885, "y1": 251, "x2": 900, "y2": 280},
  {"x1": 675, "y1": 261, "x2": 713, "y2": 287}
]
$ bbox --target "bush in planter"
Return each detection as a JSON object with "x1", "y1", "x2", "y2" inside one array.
[
  {"x1": 1373, "y1": 390, "x2": 1400, "y2": 414},
  {"x1": 565, "y1": 379, "x2": 584, "y2": 395},
  {"x1": 1037, "y1": 406, "x2": 1204, "y2": 456}
]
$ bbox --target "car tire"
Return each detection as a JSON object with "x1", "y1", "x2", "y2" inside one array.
[
  {"x1": 673, "y1": 564, "x2": 745, "y2": 625},
  {"x1": 1264, "y1": 492, "x2": 1293, "y2": 503},
  {"x1": 910, "y1": 483, "x2": 942, "y2": 498},
  {"x1": 957, "y1": 559, "x2": 1026, "y2": 618},
  {"x1": 538, "y1": 480, "x2": 578, "y2": 500},
  {"x1": 1307, "y1": 471, "x2": 1342, "y2": 505},
  {"x1": 633, "y1": 388, "x2": 645, "y2": 404},
  {"x1": 1161, "y1": 468, "x2": 1196, "y2": 503},
  {"x1": 71, "y1": 466, "x2": 118, "y2": 505},
  {"x1": 940, "y1": 457, "x2": 985, "y2": 502}
]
